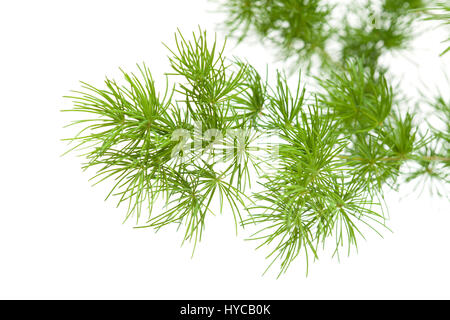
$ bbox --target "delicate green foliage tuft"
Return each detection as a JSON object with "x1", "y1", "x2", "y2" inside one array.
[
  {"x1": 64, "y1": 29, "x2": 259, "y2": 249},
  {"x1": 216, "y1": 0, "x2": 333, "y2": 65},
  {"x1": 62, "y1": 65, "x2": 177, "y2": 221},
  {"x1": 317, "y1": 60, "x2": 393, "y2": 133},
  {"x1": 246, "y1": 104, "x2": 387, "y2": 276},
  {"x1": 339, "y1": 0, "x2": 425, "y2": 69}
]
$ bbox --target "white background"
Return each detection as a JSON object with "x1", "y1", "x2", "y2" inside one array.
[{"x1": 0, "y1": 0, "x2": 449, "y2": 299}]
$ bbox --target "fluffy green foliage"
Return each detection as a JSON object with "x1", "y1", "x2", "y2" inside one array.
[
  {"x1": 63, "y1": 0, "x2": 449, "y2": 276},
  {"x1": 317, "y1": 61, "x2": 393, "y2": 132},
  {"x1": 217, "y1": 0, "x2": 333, "y2": 64},
  {"x1": 340, "y1": 0, "x2": 425, "y2": 69},
  {"x1": 247, "y1": 104, "x2": 386, "y2": 275},
  {"x1": 216, "y1": 0, "x2": 426, "y2": 69},
  {"x1": 64, "y1": 29, "x2": 260, "y2": 247}
]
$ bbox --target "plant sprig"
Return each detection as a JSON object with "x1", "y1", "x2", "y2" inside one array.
[{"x1": 64, "y1": 1, "x2": 449, "y2": 275}]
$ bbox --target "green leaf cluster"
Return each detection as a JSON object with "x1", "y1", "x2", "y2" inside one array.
[
  {"x1": 63, "y1": 29, "x2": 262, "y2": 248},
  {"x1": 216, "y1": 0, "x2": 428, "y2": 69},
  {"x1": 63, "y1": 0, "x2": 449, "y2": 276},
  {"x1": 217, "y1": 0, "x2": 333, "y2": 64}
]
